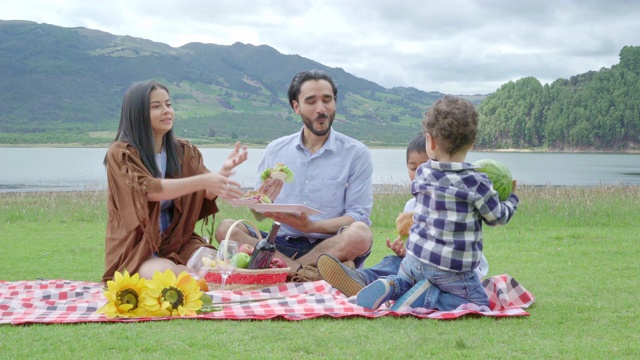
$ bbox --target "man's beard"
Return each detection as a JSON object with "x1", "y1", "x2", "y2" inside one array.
[{"x1": 301, "y1": 112, "x2": 335, "y2": 137}]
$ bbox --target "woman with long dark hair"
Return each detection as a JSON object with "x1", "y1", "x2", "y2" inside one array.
[{"x1": 102, "y1": 80, "x2": 247, "y2": 282}]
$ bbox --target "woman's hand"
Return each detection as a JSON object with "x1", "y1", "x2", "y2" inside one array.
[
  {"x1": 219, "y1": 142, "x2": 248, "y2": 177},
  {"x1": 202, "y1": 172, "x2": 243, "y2": 200},
  {"x1": 386, "y1": 236, "x2": 406, "y2": 257},
  {"x1": 147, "y1": 173, "x2": 243, "y2": 202}
]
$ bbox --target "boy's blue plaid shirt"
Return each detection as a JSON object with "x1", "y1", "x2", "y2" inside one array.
[{"x1": 406, "y1": 160, "x2": 519, "y2": 272}]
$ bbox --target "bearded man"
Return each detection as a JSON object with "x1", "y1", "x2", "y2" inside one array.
[{"x1": 215, "y1": 70, "x2": 374, "y2": 281}]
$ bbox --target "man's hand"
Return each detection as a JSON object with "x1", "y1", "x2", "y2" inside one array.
[
  {"x1": 262, "y1": 211, "x2": 312, "y2": 233},
  {"x1": 258, "y1": 178, "x2": 283, "y2": 202}
]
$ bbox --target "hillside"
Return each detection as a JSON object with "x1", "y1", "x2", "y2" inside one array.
[
  {"x1": 476, "y1": 46, "x2": 640, "y2": 151},
  {"x1": 3, "y1": 20, "x2": 637, "y2": 151},
  {"x1": 0, "y1": 20, "x2": 462, "y2": 146}
]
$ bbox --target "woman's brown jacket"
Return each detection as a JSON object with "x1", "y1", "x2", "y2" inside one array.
[{"x1": 102, "y1": 140, "x2": 217, "y2": 282}]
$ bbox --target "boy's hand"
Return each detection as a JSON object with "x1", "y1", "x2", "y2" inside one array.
[
  {"x1": 386, "y1": 237, "x2": 406, "y2": 257},
  {"x1": 395, "y1": 211, "x2": 414, "y2": 238},
  {"x1": 511, "y1": 179, "x2": 517, "y2": 194}
]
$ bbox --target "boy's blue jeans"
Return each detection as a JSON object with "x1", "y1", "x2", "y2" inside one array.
[
  {"x1": 358, "y1": 255, "x2": 403, "y2": 284},
  {"x1": 387, "y1": 255, "x2": 489, "y2": 311}
]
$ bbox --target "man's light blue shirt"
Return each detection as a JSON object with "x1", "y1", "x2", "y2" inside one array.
[{"x1": 256, "y1": 127, "x2": 373, "y2": 240}]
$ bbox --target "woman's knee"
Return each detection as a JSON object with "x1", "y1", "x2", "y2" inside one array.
[{"x1": 138, "y1": 258, "x2": 180, "y2": 279}]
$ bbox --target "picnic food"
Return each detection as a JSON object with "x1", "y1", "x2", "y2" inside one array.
[
  {"x1": 396, "y1": 211, "x2": 414, "y2": 239},
  {"x1": 260, "y1": 163, "x2": 294, "y2": 182},
  {"x1": 241, "y1": 190, "x2": 272, "y2": 204},
  {"x1": 197, "y1": 277, "x2": 209, "y2": 292},
  {"x1": 231, "y1": 252, "x2": 251, "y2": 269},
  {"x1": 270, "y1": 257, "x2": 287, "y2": 269},
  {"x1": 473, "y1": 159, "x2": 513, "y2": 201},
  {"x1": 239, "y1": 243, "x2": 255, "y2": 255},
  {"x1": 201, "y1": 256, "x2": 220, "y2": 267}
]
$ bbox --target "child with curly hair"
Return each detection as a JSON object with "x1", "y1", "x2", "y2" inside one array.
[{"x1": 357, "y1": 96, "x2": 519, "y2": 311}]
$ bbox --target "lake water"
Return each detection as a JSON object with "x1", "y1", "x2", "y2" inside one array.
[{"x1": 1, "y1": 147, "x2": 640, "y2": 193}]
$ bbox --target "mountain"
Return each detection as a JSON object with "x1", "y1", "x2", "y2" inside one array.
[{"x1": 0, "y1": 20, "x2": 467, "y2": 146}]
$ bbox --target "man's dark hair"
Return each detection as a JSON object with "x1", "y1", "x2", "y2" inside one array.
[{"x1": 287, "y1": 70, "x2": 338, "y2": 108}]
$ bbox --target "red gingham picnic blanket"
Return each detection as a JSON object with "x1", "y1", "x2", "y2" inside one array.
[{"x1": 0, "y1": 274, "x2": 534, "y2": 325}]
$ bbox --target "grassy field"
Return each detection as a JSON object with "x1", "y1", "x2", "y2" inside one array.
[{"x1": 1, "y1": 186, "x2": 639, "y2": 359}]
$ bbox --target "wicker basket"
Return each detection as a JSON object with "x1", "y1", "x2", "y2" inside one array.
[{"x1": 204, "y1": 219, "x2": 290, "y2": 291}]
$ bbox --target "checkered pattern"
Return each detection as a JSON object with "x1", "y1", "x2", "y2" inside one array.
[
  {"x1": 482, "y1": 274, "x2": 534, "y2": 311},
  {"x1": 0, "y1": 274, "x2": 534, "y2": 325},
  {"x1": 409, "y1": 160, "x2": 519, "y2": 272}
]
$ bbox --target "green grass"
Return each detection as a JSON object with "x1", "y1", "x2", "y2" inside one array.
[{"x1": 1, "y1": 186, "x2": 639, "y2": 358}]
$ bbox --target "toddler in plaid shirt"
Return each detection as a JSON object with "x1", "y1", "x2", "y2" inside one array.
[{"x1": 357, "y1": 96, "x2": 519, "y2": 311}]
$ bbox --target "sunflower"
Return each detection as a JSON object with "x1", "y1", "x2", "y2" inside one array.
[
  {"x1": 142, "y1": 270, "x2": 203, "y2": 317},
  {"x1": 96, "y1": 270, "x2": 148, "y2": 318}
]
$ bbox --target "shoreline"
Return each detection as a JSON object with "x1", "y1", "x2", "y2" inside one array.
[
  {"x1": 2, "y1": 143, "x2": 640, "y2": 154},
  {"x1": 475, "y1": 147, "x2": 640, "y2": 154}
]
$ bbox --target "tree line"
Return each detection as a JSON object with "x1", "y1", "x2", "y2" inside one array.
[{"x1": 476, "y1": 46, "x2": 640, "y2": 151}]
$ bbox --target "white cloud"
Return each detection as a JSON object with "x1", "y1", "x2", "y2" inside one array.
[{"x1": 2, "y1": 0, "x2": 640, "y2": 94}]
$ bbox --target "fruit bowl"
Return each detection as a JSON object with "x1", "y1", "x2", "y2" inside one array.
[
  {"x1": 204, "y1": 218, "x2": 290, "y2": 291},
  {"x1": 203, "y1": 267, "x2": 291, "y2": 291}
]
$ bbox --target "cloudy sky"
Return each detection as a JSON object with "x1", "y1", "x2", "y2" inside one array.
[{"x1": 3, "y1": 0, "x2": 640, "y2": 94}]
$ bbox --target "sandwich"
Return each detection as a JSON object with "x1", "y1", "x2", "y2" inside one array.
[
  {"x1": 241, "y1": 190, "x2": 272, "y2": 204},
  {"x1": 242, "y1": 190, "x2": 271, "y2": 222},
  {"x1": 260, "y1": 163, "x2": 294, "y2": 182},
  {"x1": 395, "y1": 211, "x2": 414, "y2": 239}
]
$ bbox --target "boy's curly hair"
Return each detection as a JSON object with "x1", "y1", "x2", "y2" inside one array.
[{"x1": 422, "y1": 95, "x2": 478, "y2": 156}]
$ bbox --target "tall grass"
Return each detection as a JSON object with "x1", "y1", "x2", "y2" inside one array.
[{"x1": 1, "y1": 186, "x2": 639, "y2": 358}]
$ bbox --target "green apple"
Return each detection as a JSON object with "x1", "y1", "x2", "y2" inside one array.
[{"x1": 231, "y1": 252, "x2": 251, "y2": 269}]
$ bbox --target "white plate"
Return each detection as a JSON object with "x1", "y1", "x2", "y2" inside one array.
[
  {"x1": 225, "y1": 198, "x2": 259, "y2": 207},
  {"x1": 250, "y1": 203, "x2": 324, "y2": 216}
]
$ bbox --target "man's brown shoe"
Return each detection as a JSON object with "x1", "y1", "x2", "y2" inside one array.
[
  {"x1": 290, "y1": 264, "x2": 322, "y2": 282},
  {"x1": 317, "y1": 254, "x2": 367, "y2": 297}
]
